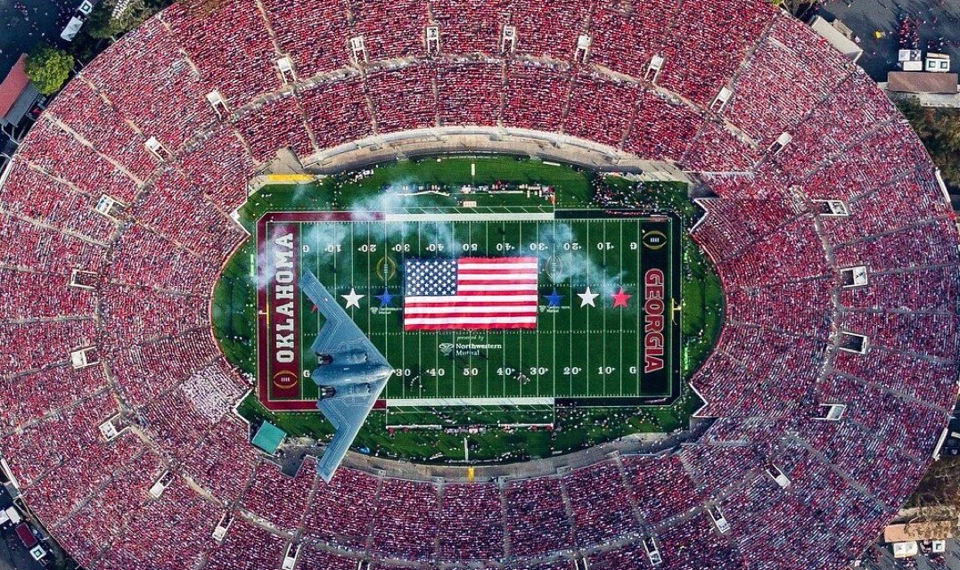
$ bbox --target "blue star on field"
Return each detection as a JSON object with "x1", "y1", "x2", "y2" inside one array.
[
  {"x1": 544, "y1": 289, "x2": 563, "y2": 307},
  {"x1": 376, "y1": 289, "x2": 395, "y2": 307}
]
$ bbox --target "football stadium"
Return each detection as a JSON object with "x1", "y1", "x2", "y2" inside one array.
[{"x1": 0, "y1": 0, "x2": 958, "y2": 568}]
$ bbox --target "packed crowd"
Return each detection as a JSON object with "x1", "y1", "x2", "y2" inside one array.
[
  {"x1": 0, "y1": 0, "x2": 956, "y2": 568},
  {"x1": 438, "y1": 482, "x2": 505, "y2": 560},
  {"x1": 724, "y1": 16, "x2": 855, "y2": 146},
  {"x1": 504, "y1": 476, "x2": 574, "y2": 558},
  {"x1": 659, "y1": 0, "x2": 776, "y2": 106},
  {"x1": 564, "y1": 460, "x2": 639, "y2": 546},
  {"x1": 0, "y1": 158, "x2": 118, "y2": 244}
]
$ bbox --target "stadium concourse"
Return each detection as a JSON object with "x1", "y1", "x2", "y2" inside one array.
[{"x1": 0, "y1": 0, "x2": 957, "y2": 568}]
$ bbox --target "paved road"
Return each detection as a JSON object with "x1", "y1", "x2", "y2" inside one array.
[
  {"x1": 817, "y1": 0, "x2": 960, "y2": 81},
  {"x1": 0, "y1": 0, "x2": 75, "y2": 80}
]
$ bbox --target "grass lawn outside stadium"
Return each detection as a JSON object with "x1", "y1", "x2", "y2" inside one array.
[{"x1": 213, "y1": 155, "x2": 723, "y2": 463}]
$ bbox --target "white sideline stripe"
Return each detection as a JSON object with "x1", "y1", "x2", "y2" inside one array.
[
  {"x1": 405, "y1": 305, "x2": 537, "y2": 314},
  {"x1": 405, "y1": 294, "x2": 538, "y2": 303},
  {"x1": 404, "y1": 316, "x2": 537, "y2": 325},
  {"x1": 387, "y1": 397, "x2": 555, "y2": 407},
  {"x1": 385, "y1": 212, "x2": 554, "y2": 222}
]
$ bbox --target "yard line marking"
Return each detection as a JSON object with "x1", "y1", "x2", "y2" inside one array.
[
  {"x1": 619, "y1": 219, "x2": 624, "y2": 396},
  {"x1": 387, "y1": 397, "x2": 554, "y2": 406},
  {"x1": 535, "y1": 221, "x2": 540, "y2": 397},
  {"x1": 382, "y1": 222, "x2": 390, "y2": 395},
  {"x1": 385, "y1": 213, "x2": 553, "y2": 222},
  {"x1": 586, "y1": 221, "x2": 591, "y2": 398},
  {"x1": 315, "y1": 224, "x2": 321, "y2": 400},
  {"x1": 518, "y1": 221, "x2": 523, "y2": 398},
  {"x1": 366, "y1": 222, "x2": 371, "y2": 367},
  {"x1": 568, "y1": 220, "x2": 575, "y2": 396},
  {"x1": 552, "y1": 220, "x2": 557, "y2": 399},
  {"x1": 602, "y1": 219, "x2": 607, "y2": 397},
  {"x1": 635, "y1": 219, "x2": 641, "y2": 397}
]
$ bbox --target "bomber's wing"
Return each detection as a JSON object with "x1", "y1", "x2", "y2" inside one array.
[
  {"x1": 315, "y1": 394, "x2": 374, "y2": 482},
  {"x1": 299, "y1": 270, "x2": 388, "y2": 368}
]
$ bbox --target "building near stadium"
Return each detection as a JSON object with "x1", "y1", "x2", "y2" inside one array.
[
  {"x1": 251, "y1": 422, "x2": 286, "y2": 455},
  {"x1": 0, "y1": 0, "x2": 957, "y2": 568}
]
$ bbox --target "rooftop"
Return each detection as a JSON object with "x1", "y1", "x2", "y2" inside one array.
[
  {"x1": 884, "y1": 521, "x2": 955, "y2": 543},
  {"x1": 251, "y1": 422, "x2": 286, "y2": 454},
  {"x1": 887, "y1": 71, "x2": 959, "y2": 94},
  {"x1": 809, "y1": 16, "x2": 863, "y2": 62},
  {"x1": 0, "y1": 54, "x2": 30, "y2": 119}
]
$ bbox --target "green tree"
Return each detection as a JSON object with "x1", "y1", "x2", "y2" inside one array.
[
  {"x1": 25, "y1": 44, "x2": 74, "y2": 96},
  {"x1": 83, "y1": 1, "x2": 126, "y2": 40},
  {"x1": 768, "y1": 0, "x2": 824, "y2": 17},
  {"x1": 85, "y1": 0, "x2": 172, "y2": 41},
  {"x1": 899, "y1": 98, "x2": 960, "y2": 192}
]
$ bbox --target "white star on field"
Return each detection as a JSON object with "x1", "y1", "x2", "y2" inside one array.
[
  {"x1": 342, "y1": 288, "x2": 364, "y2": 309},
  {"x1": 577, "y1": 286, "x2": 599, "y2": 308}
]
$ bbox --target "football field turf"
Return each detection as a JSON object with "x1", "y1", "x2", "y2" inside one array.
[{"x1": 257, "y1": 209, "x2": 681, "y2": 414}]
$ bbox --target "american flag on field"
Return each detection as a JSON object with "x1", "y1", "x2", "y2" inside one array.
[{"x1": 403, "y1": 257, "x2": 539, "y2": 330}]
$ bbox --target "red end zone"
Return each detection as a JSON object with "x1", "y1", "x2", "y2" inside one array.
[{"x1": 256, "y1": 212, "x2": 386, "y2": 412}]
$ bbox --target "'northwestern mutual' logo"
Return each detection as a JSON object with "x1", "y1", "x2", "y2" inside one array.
[{"x1": 440, "y1": 342, "x2": 503, "y2": 358}]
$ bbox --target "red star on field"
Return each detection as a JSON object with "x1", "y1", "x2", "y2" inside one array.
[{"x1": 611, "y1": 287, "x2": 631, "y2": 308}]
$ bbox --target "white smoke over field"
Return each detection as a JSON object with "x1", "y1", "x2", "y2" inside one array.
[
  {"x1": 300, "y1": 222, "x2": 350, "y2": 256},
  {"x1": 347, "y1": 185, "x2": 407, "y2": 220},
  {"x1": 346, "y1": 180, "x2": 465, "y2": 253},
  {"x1": 251, "y1": 177, "x2": 636, "y2": 310},
  {"x1": 539, "y1": 222, "x2": 627, "y2": 291}
]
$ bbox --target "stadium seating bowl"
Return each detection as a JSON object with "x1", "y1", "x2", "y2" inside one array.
[{"x1": 0, "y1": 0, "x2": 957, "y2": 568}]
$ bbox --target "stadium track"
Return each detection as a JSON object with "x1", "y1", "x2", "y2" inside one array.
[{"x1": 0, "y1": 0, "x2": 958, "y2": 568}]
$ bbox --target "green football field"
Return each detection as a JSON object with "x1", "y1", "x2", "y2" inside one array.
[
  {"x1": 214, "y1": 155, "x2": 722, "y2": 460},
  {"x1": 269, "y1": 212, "x2": 680, "y2": 410}
]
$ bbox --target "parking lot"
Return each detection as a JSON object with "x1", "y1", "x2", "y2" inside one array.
[
  {"x1": 817, "y1": 0, "x2": 960, "y2": 81},
  {"x1": 0, "y1": 488, "x2": 43, "y2": 570},
  {"x1": 0, "y1": 0, "x2": 75, "y2": 76}
]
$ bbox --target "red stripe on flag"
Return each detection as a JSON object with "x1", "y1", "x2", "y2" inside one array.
[
  {"x1": 404, "y1": 312, "x2": 540, "y2": 319},
  {"x1": 456, "y1": 257, "x2": 539, "y2": 264},
  {"x1": 407, "y1": 322, "x2": 538, "y2": 331},
  {"x1": 458, "y1": 268, "x2": 538, "y2": 275},
  {"x1": 456, "y1": 279, "x2": 539, "y2": 285},
  {"x1": 404, "y1": 299, "x2": 530, "y2": 309}
]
